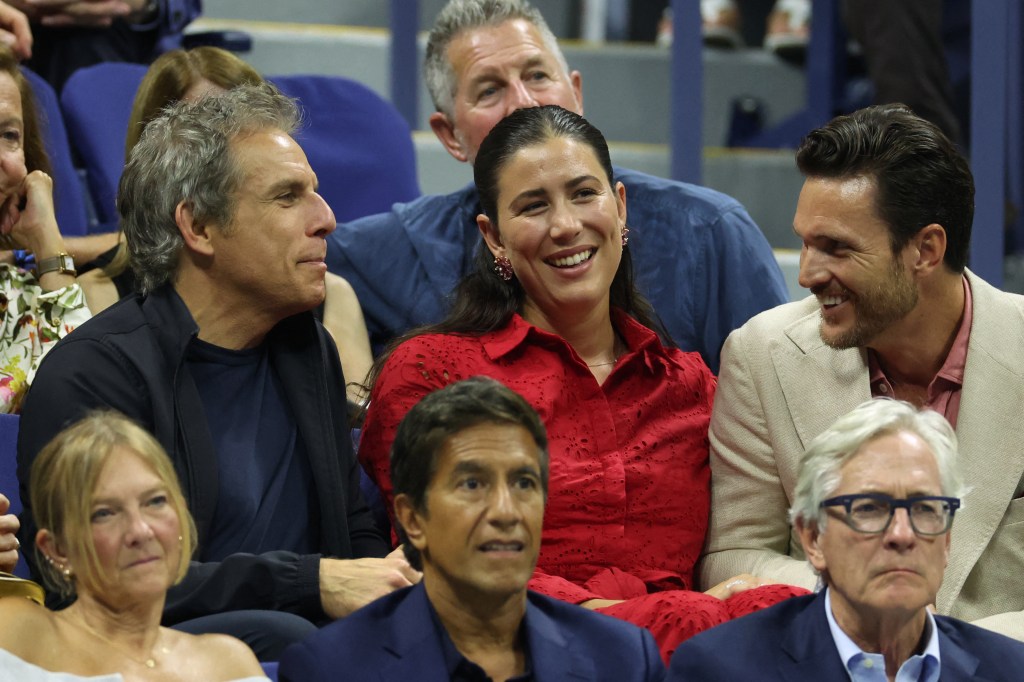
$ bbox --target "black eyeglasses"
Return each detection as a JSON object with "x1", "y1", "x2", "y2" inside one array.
[{"x1": 820, "y1": 493, "x2": 961, "y2": 535}]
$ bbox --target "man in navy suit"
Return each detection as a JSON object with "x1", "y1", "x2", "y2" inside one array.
[
  {"x1": 671, "y1": 399, "x2": 1024, "y2": 681},
  {"x1": 281, "y1": 377, "x2": 665, "y2": 681}
]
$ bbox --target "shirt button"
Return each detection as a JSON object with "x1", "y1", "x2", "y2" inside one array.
[
  {"x1": 862, "y1": 659, "x2": 874, "y2": 668},
  {"x1": 877, "y1": 383, "x2": 888, "y2": 393}
]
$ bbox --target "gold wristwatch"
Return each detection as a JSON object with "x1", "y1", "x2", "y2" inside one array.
[{"x1": 36, "y1": 252, "x2": 77, "y2": 277}]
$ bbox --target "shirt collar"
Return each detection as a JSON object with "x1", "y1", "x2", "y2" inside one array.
[
  {"x1": 481, "y1": 309, "x2": 662, "y2": 369},
  {"x1": 935, "y1": 275, "x2": 972, "y2": 386},
  {"x1": 427, "y1": 594, "x2": 533, "y2": 681},
  {"x1": 824, "y1": 588, "x2": 940, "y2": 680},
  {"x1": 868, "y1": 276, "x2": 972, "y2": 394}
]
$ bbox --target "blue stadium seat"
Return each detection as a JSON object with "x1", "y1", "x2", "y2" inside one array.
[
  {"x1": 59, "y1": 62, "x2": 146, "y2": 229},
  {"x1": 271, "y1": 74, "x2": 420, "y2": 222},
  {"x1": 21, "y1": 68, "x2": 91, "y2": 236},
  {"x1": 60, "y1": 66, "x2": 420, "y2": 228}
]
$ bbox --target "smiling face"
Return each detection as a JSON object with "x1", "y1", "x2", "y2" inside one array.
[
  {"x1": 479, "y1": 135, "x2": 626, "y2": 332},
  {"x1": 433, "y1": 19, "x2": 583, "y2": 164},
  {"x1": 794, "y1": 176, "x2": 919, "y2": 349},
  {"x1": 799, "y1": 431, "x2": 950, "y2": 631},
  {"x1": 397, "y1": 422, "x2": 545, "y2": 603},
  {"x1": 0, "y1": 71, "x2": 26, "y2": 206},
  {"x1": 210, "y1": 128, "x2": 336, "y2": 320},
  {"x1": 80, "y1": 447, "x2": 182, "y2": 604}
]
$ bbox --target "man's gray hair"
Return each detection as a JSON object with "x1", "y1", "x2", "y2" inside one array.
[
  {"x1": 424, "y1": 0, "x2": 569, "y2": 117},
  {"x1": 118, "y1": 82, "x2": 300, "y2": 293},
  {"x1": 789, "y1": 399, "x2": 966, "y2": 530}
]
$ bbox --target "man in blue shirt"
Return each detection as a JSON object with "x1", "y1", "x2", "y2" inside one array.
[
  {"x1": 670, "y1": 399, "x2": 1024, "y2": 681},
  {"x1": 328, "y1": 0, "x2": 787, "y2": 372},
  {"x1": 281, "y1": 377, "x2": 665, "y2": 681}
]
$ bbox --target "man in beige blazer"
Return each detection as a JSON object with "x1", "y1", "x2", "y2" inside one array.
[{"x1": 701, "y1": 104, "x2": 1024, "y2": 640}]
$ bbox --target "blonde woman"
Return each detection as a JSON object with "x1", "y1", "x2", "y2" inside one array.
[{"x1": 0, "y1": 411, "x2": 267, "y2": 681}]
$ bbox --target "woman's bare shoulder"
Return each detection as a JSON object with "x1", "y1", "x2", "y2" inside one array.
[
  {"x1": 0, "y1": 598, "x2": 59, "y2": 654},
  {"x1": 166, "y1": 630, "x2": 264, "y2": 680}
]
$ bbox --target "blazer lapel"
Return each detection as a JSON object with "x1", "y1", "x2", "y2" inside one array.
[
  {"x1": 938, "y1": 272, "x2": 1024, "y2": 612},
  {"x1": 379, "y1": 585, "x2": 452, "y2": 682},
  {"x1": 524, "y1": 600, "x2": 593, "y2": 680},
  {"x1": 935, "y1": 620, "x2": 991, "y2": 681},
  {"x1": 778, "y1": 592, "x2": 850, "y2": 682},
  {"x1": 772, "y1": 300, "x2": 872, "y2": 452}
]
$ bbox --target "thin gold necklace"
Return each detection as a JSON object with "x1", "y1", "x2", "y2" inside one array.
[
  {"x1": 586, "y1": 335, "x2": 626, "y2": 368},
  {"x1": 66, "y1": 614, "x2": 167, "y2": 669}
]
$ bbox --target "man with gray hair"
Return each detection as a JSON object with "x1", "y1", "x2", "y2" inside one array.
[
  {"x1": 326, "y1": 0, "x2": 787, "y2": 373},
  {"x1": 281, "y1": 377, "x2": 665, "y2": 681},
  {"x1": 670, "y1": 399, "x2": 1024, "y2": 681},
  {"x1": 17, "y1": 83, "x2": 419, "y2": 657}
]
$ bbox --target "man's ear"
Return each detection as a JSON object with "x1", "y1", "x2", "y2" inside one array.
[
  {"x1": 429, "y1": 111, "x2": 470, "y2": 164},
  {"x1": 908, "y1": 223, "x2": 947, "y2": 275},
  {"x1": 570, "y1": 69, "x2": 584, "y2": 115},
  {"x1": 796, "y1": 517, "x2": 827, "y2": 574},
  {"x1": 394, "y1": 494, "x2": 427, "y2": 553},
  {"x1": 175, "y1": 201, "x2": 215, "y2": 257},
  {"x1": 478, "y1": 214, "x2": 504, "y2": 259}
]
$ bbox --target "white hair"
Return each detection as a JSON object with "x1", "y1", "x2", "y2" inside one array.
[{"x1": 789, "y1": 398, "x2": 966, "y2": 531}]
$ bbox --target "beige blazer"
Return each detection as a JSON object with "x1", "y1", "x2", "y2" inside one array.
[{"x1": 700, "y1": 271, "x2": 1024, "y2": 639}]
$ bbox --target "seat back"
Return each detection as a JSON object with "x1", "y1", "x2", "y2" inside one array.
[
  {"x1": 21, "y1": 68, "x2": 91, "y2": 236},
  {"x1": 0, "y1": 413, "x2": 27, "y2": 578},
  {"x1": 60, "y1": 68, "x2": 421, "y2": 229},
  {"x1": 271, "y1": 74, "x2": 420, "y2": 222},
  {"x1": 59, "y1": 63, "x2": 147, "y2": 228}
]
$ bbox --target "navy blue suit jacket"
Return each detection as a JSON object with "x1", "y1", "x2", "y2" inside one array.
[
  {"x1": 669, "y1": 592, "x2": 1024, "y2": 681},
  {"x1": 280, "y1": 583, "x2": 665, "y2": 681}
]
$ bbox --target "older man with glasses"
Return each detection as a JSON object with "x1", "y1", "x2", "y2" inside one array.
[{"x1": 670, "y1": 399, "x2": 1024, "y2": 681}]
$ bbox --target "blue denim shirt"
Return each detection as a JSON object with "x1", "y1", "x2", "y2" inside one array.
[{"x1": 327, "y1": 166, "x2": 787, "y2": 373}]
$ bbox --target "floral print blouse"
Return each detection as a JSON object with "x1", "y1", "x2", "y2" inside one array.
[{"x1": 0, "y1": 264, "x2": 90, "y2": 413}]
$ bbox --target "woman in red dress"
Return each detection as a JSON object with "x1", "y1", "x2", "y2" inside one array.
[{"x1": 359, "y1": 105, "x2": 805, "y2": 663}]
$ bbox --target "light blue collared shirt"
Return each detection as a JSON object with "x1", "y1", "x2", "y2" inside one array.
[{"x1": 824, "y1": 589, "x2": 941, "y2": 682}]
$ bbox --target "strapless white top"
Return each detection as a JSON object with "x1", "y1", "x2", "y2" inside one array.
[{"x1": 0, "y1": 648, "x2": 270, "y2": 681}]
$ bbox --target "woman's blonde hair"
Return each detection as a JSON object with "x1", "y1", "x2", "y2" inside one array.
[
  {"x1": 106, "y1": 46, "x2": 264, "y2": 277},
  {"x1": 124, "y1": 46, "x2": 263, "y2": 158},
  {"x1": 30, "y1": 411, "x2": 197, "y2": 599}
]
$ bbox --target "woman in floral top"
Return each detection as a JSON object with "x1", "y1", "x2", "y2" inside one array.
[{"x1": 0, "y1": 45, "x2": 89, "y2": 414}]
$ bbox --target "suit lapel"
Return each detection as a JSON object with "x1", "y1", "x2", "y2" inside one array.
[
  {"x1": 938, "y1": 272, "x2": 1024, "y2": 612},
  {"x1": 772, "y1": 299, "x2": 872, "y2": 452},
  {"x1": 524, "y1": 599, "x2": 593, "y2": 680},
  {"x1": 935, "y1": 619, "x2": 990, "y2": 680},
  {"x1": 379, "y1": 585, "x2": 452, "y2": 682},
  {"x1": 779, "y1": 592, "x2": 850, "y2": 682}
]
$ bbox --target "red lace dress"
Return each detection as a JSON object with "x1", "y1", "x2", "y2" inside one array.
[{"x1": 360, "y1": 312, "x2": 806, "y2": 662}]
